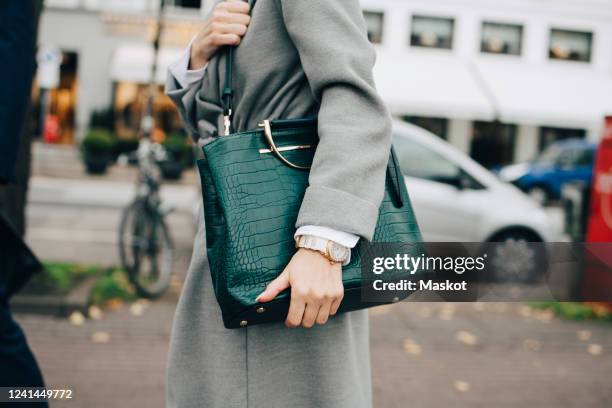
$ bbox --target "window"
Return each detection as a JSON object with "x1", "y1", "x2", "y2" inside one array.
[
  {"x1": 549, "y1": 29, "x2": 593, "y2": 62},
  {"x1": 410, "y1": 15, "x2": 454, "y2": 49},
  {"x1": 470, "y1": 121, "x2": 517, "y2": 169},
  {"x1": 171, "y1": 0, "x2": 201, "y2": 9},
  {"x1": 403, "y1": 116, "x2": 449, "y2": 140},
  {"x1": 394, "y1": 134, "x2": 460, "y2": 182},
  {"x1": 539, "y1": 127, "x2": 586, "y2": 151},
  {"x1": 481, "y1": 22, "x2": 523, "y2": 55},
  {"x1": 364, "y1": 11, "x2": 384, "y2": 44},
  {"x1": 535, "y1": 144, "x2": 594, "y2": 169}
]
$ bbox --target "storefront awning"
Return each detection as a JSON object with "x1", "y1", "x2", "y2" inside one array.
[
  {"x1": 374, "y1": 53, "x2": 496, "y2": 121},
  {"x1": 473, "y1": 59, "x2": 612, "y2": 129},
  {"x1": 110, "y1": 44, "x2": 183, "y2": 85}
]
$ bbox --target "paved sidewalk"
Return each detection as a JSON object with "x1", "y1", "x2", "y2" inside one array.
[{"x1": 15, "y1": 302, "x2": 612, "y2": 408}]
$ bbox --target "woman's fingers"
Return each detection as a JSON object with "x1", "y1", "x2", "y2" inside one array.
[
  {"x1": 211, "y1": 22, "x2": 248, "y2": 37},
  {"x1": 256, "y1": 270, "x2": 289, "y2": 303},
  {"x1": 209, "y1": 33, "x2": 242, "y2": 47},
  {"x1": 315, "y1": 300, "x2": 332, "y2": 326},
  {"x1": 301, "y1": 302, "x2": 320, "y2": 328},
  {"x1": 220, "y1": 0, "x2": 251, "y2": 14},
  {"x1": 285, "y1": 297, "x2": 306, "y2": 328},
  {"x1": 329, "y1": 296, "x2": 344, "y2": 316}
]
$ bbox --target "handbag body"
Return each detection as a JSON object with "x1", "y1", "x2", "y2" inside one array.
[{"x1": 196, "y1": 47, "x2": 424, "y2": 329}]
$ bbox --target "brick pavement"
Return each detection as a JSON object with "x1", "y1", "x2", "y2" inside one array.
[{"x1": 15, "y1": 301, "x2": 612, "y2": 408}]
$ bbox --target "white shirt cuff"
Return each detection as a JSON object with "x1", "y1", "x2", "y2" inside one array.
[
  {"x1": 168, "y1": 38, "x2": 207, "y2": 89},
  {"x1": 294, "y1": 226, "x2": 360, "y2": 248},
  {"x1": 295, "y1": 226, "x2": 359, "y2": 266}
]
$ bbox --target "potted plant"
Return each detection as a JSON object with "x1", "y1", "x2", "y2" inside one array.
[
  {"x1": 81, "y1": 129, "x2": 116, "y2": 174},
  {"x1": 159, "y1": 133, "x2": 190, "y2": 180}
]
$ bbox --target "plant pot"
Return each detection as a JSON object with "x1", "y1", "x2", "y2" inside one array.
[
  {"x1": 84, "y1": 153, "x2": 112, "y2": 175},
  {"x1": 159, "y1": 159, "x2": 184, "y2": 180}
]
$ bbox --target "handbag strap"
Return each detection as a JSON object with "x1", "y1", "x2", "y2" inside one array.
[{"x1": 222, "y1": 46, "x2": 235, "y2": 136}]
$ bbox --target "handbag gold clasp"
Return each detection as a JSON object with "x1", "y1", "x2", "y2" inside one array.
[{"x1": 258, "y1": 120, "x2": 311, "y2": 170}]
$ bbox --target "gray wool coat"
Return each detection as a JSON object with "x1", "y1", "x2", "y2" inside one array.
[{"x1": 165, "y1": 0, "x2": 392, "y2": 407}]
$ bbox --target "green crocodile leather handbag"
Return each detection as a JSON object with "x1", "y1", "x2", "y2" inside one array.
[{"x1": 196, "y1": 47, "x2": 424, "y2": 329}]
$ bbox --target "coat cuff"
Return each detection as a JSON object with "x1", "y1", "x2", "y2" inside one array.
[
  {"x1": 296, "y1": 185, "x2": 379, "y2": 241},
  {"x1": 167, "y1": 37, "x2": 207, "y2": 89}
]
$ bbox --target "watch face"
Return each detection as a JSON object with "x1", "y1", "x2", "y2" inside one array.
[{"x1": 328, "y1": 242, "x2": 348, "y2": 262}]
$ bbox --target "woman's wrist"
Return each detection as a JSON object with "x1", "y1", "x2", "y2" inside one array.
[{"x1": 189, "y1": 38, "x2": 210, "y2": 70}]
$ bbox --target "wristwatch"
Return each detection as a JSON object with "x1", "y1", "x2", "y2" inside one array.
[{"x1": 295, "y1": 235, "x2": 350, "y2": 264}]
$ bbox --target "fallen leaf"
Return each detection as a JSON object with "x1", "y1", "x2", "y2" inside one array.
[
  {"x1": 576, "y1": 330, "x2": 592, "y2": 342},
  {"x1": 455, "y1": 330, "x2": 478, "y2": 347},
  {"x1": 69, "y1": 311, "x2": 85, "y2": 326},
  {"x1": 402, "y1": 339, "x2": 422, "y2": 356},
  {"x1": 91, "y1": 331, "x2": 111, "y2": 344},
  {"x1": 106, "y1": 298, "x2": 124, "y2": 311},
  {"x1": 533, "y1": 309, "x2": 553, "y2": 323},
  {"x1": 130, "y1": 302, "x2": 145, "y2": 317},
  {"x1": 587, "y1": 344, "x2": 603, "y2": 356},
  {"x1": 88, "y1": 306, "x2": 103, "y2": 321},
  {"x1": 453, "y1": 380, "x2": 471, "y2": 393}
]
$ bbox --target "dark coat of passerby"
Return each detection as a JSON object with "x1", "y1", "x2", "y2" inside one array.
[{"x1": 0, "y1": 2, "x2": 48, "y2": 406}]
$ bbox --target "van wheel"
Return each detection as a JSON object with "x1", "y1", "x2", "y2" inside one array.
[{"x1": 487, "y1": 230, "x2": 544, "y2": 284}]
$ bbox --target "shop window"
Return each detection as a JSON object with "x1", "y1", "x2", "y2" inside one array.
[
  {"x1": 481, "y1": 22, "x2": 523, "y2": 55},
  {"x1": 470, "y1": 121, "x2": 517, "y2": 169},
  {"x1": 539, "y1": 127, "x2": 586, "y2": 151},
  {"x1": 114, "y1": 82, "x2": 183, "y2": 142},
  {"x1": 410, "y1": 15, "x2": 454, "y2": 49},
  {"x1": 403, "y1": 116, "x2": 448, "y2": 140},
  {"x1": 364, "y1": 11, "x2": 384, "y2": 44},
  {"x1": 34, "y1": 50, "x2": 79, "y2": 144},
  {"x1": 549, "y1": 29, "x2": 593, "y2": 62}
]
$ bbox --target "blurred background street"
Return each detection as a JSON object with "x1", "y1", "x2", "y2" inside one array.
[{"x1": 4, "y1": 0, "x2": 612, "y2": 406}]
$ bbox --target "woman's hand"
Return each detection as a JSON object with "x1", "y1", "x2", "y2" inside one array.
[
  {"x1": 256, "y1": 249, "x2": 344, "y2": 328},
  {"x1": 189, "y1": 0, "x2": 251, "y2": 70}
]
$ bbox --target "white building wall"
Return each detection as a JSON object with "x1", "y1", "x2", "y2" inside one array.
[
  {"x1": 39, "y1": 9, "x2": 119, "y2": 140},
  {"x1": 362, "y1": 0, "x2": 612, "y2": 162}
]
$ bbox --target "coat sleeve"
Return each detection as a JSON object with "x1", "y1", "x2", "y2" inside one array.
[
  {"x1": 274, "y1": 0, "x2": 392, "y2": 241},
  {"x1": 166, "y1": 58, "x2": 222, "y2": 141}
]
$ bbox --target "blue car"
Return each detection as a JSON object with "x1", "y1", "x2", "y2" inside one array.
[{"x1": 497, "y1": 139, "x2": 596, "y2": 204}]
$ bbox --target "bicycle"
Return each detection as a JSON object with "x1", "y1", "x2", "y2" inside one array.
[{"x1": 118, "y1": 121, "x2": 175, "y2": 298}]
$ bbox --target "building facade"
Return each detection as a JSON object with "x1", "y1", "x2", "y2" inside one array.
[
  {"x1": 39, "y1": 0, "x2": 612, "y2": 168},
  {"x1": 363, "y1": 0, "x2": 612, "y2": 167},
  {"x1": 39, "y1": 0, "x2": 214, "y2": 143}
]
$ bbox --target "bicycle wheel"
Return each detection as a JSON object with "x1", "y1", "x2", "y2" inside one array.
[{"x1": 119, "y1": 199, "x2": 174, "y2": 298}]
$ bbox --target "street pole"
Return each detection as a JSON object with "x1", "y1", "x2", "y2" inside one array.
[{"x1": 141, "y1": 0, "x2": 166, "y2": 139}]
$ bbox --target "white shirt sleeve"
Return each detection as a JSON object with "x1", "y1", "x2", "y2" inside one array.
[
  {"x1": 168, "y1": 38, "x2": 207, "y2": 89},
  {"x1": 294, "y1": 226, "x2": 359, "y2": 248},
  {"x1": 295, "y1": 226, "x2": 359, "y2": 266}
]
